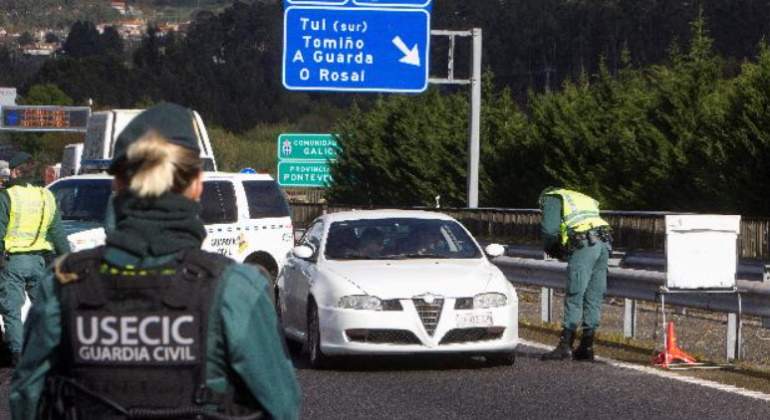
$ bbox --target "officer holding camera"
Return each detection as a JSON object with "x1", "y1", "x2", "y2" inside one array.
[{"x1": 538, "y1": 187, "x2": 612, "y2": 362}]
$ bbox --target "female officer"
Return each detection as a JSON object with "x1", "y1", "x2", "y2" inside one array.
[{"x1": 9, "y1": 103, "x2": 301, "y2": 420}]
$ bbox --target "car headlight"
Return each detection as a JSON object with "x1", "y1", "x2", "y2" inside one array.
[
  {"x1": 338, "y1": 295, "x2": 383, "y2": 311},
  {"x1": 473, "y1": 293, "x2": 507, "y2": 309}
]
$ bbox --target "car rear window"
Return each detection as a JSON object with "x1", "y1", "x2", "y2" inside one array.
[
  {"x1": 49, "y1": 179, "x2": 112, "y2": 223},
  {"x1": 201, "y1": 181, "x2": 237, "y2": 224},
  {"x1": 242, "y1": 180, "x2": 290, "y2": 219}
]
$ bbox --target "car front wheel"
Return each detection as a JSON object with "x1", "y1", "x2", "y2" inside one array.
[{"x1": 306, "y1": 301, "x2": 331, "y2": 369}]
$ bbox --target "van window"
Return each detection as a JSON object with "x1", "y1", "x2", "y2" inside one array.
[
  {"x1": 201, "y1": 157, "x2": 216, "y2": 172},
  {"x1": 242, "y1": 181, "x2": 290, "y2": 219},
  {"x1": 49, "y1": 179, "x2": 112, "y2": 223},
  {"x1": 201, "y1": 181, "x2": 237, "y2": 224},
  {"x1": 83, "y1": 114, "x2": 108, "y2": 159}
]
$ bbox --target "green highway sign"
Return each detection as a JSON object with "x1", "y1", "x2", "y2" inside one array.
[
  {"x1": 278, "y1": 161, "x2": 333, "y2": 187},
  {"x1": 278, "y1": 133, "x2": 338, "y2": 161}
]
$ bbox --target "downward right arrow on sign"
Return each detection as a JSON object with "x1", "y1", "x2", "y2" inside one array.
[{"x1": 392, "y1": 36, "x2": 421, "y2": 67}]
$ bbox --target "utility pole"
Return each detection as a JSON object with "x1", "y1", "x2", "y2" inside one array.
[{"x1": 543, "y1": 65, "x2": 555, "y2": 93}]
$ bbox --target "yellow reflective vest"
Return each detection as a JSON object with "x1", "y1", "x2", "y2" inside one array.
[
  {"x1": 543, "y1": 189, "x2": 610, "y2": 246},
  {"x1": 4, "y1": 185, "x2": 56, "y2": 253}
]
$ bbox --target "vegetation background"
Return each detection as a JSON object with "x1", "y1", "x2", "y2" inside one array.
[{"x1": 1, "y1": 1, "x2": 770, "y2": 214}]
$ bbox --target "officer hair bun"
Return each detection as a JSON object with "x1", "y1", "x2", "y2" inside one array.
[{"x1": 125, "y1": 132, "x2": 199, "y2": 198}]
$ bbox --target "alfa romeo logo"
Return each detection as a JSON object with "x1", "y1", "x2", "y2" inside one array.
[{"x1": 416, "y1": 293, "x2": 442, "y2": 304}]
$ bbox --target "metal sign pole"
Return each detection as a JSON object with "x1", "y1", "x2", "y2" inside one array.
[
  {"x1": 467, "y1": 28, "x2": 482, "y2": 209},
  {"x1": 429, "y1": 28, "x2": 483, "y2": 209}
]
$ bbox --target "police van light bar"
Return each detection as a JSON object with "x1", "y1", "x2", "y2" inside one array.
[{"x1": 81, "y1": 159, "x2": 112, "y2": 172}]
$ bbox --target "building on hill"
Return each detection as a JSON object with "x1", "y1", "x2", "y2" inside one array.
[
  {"x1": 22, "y1": 43, "x2": 56, "y2": 56},
  {"x1": 111, "y1": 1, "x2": 128, "y2": 15}
]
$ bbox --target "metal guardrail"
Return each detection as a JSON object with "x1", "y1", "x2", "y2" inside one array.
[
  {"x1": 289, "y1": 203, "x2": 770, "y2": 261},
  {"x1": 503, "y1": 244, "x2": 770, "y2": 282},
  {"x1": 492, "y1": 256, "x2": 770, "y2": 361}
]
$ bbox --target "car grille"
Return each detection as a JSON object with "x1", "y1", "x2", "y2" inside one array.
[
  {"x1": 345, "y1": 329, "x2": 421, "y2": 345},
  {"x1": 439, "y1": 327, "x2": 505, "y2": 345},
  {"x1": 413, "y1": 298, "x2": 444, "y2": 336}
]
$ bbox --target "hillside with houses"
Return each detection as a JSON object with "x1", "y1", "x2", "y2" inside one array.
[{"x1": 0, "y1": 0, "x2": 232, "y2": 58}]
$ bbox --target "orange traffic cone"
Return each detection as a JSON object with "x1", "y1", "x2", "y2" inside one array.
[{"x1": 653, "y1": 321, "x2": 697, "y2": 368}]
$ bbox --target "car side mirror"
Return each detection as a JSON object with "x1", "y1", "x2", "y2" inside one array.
[
  {"x1": 485, "y1": 244, "x2": 505, "y2": 258},
  {"x1": 292, "y1": 245, "x2": 315, "y2": 260},
  {"x1": 293, "y1": 229, "x2": 306, "y2": 245}
]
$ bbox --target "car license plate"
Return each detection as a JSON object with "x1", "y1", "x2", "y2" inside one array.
[{"x1": 456, "y1": 312, "x2": 493, "y2": 328}]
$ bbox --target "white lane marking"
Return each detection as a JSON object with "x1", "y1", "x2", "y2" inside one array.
[{"x1": 519, "y1": 339, "x2": 770, "y2": 402}]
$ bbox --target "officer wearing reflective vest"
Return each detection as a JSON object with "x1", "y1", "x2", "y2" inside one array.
[
  {"x1": 538, "y1": 188, "x2": 612, "y2": 361},
  {"x1": 0, "y1": 152, "x2": 70, "y2": 366},
  {"x1": 10, "y1": 103, "x2": 301, "y2": 420}
]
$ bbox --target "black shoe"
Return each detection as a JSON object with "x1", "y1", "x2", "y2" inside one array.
[
  {"x1": 573, "y1": 329, "x2": 595, "y2": 361},
  {"x1": 541, "y1": 329, "x2": 575, "y2": 361},
  {"x1": 11, "y1": 352, "x2": 21, "y2": 367}
]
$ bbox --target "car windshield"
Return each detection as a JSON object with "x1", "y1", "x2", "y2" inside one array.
[
  {"x1": 325, "y1": 218, "x2": 482, "y2": 260},
  {"x1": 49, "y1": 179, "x2": 112, "y2": 222}
]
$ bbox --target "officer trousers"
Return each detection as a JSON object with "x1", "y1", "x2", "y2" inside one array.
[
  {"x1": 562, "y1": 240, "x2": 610, "y2": 332},
  {"x1": 0, "y1": 254, "x2": 46, "y2": 353}
]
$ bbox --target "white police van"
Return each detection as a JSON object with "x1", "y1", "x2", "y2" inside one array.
[
  {"x1": 81, "y1": 109, "x2": 218, "y2": 173},
  {"x1": 48, "y1": 172, "x2": 294, "y2": 282}
]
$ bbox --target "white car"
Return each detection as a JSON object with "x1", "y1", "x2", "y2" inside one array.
[
  {"x1": 277, "y1": 210, "x2": 518, "y2": 368},
  {"x1": 47, "y1": 172, "x2": 294, "y2": 281}
]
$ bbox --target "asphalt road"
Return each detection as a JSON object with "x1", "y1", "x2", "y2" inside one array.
[
  {"x1": 1, "y1": 344, "x2": 769, "y2": 419},
  {"x1": 295, "y1": 344, "x2": 770, "y2": 420}
]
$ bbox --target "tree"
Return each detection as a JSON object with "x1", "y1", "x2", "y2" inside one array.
[
  {"x1": 328, "y1": 90, "x2": 470, "y2": 207},
  {"x1": 32, "y1": 55, "x2": 137, "y2": 107},
  {"x1": 717, "y1": 43, "x2": 770, "y2": 215},
  {"x1": 18, "y1": 32, "x2": 35, "y2": 46},
  {"x1": 63, "y1": 21, "x2": 103, "y2": 58},
  {"x1": 100, "y1": 26, "x2": 124, "y2": 57},
  {"x1": 19, "y1": 83, "x2": 73, "y2": 106},
  {"x1": 645, "y1": 12, "x2": 730, "y2": 211},
  {"x1": 44, "y1": 32, "x2": 60, "y2": 44}
]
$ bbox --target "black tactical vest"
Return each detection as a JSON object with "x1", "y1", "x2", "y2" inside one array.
[{"x1": 44, "y1": 247, "x2": 263, "y2": 420}]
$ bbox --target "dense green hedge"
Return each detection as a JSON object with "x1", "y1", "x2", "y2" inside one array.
[{"x1": 329, "y1": 20, "x2": 770, "y2": 215}]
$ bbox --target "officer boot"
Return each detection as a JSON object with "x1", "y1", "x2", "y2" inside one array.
[
  {"x1": 573, "y1": 329, "x2": 595, "y2": 361},
  {"x1": 540, "y1": 329, "x2": 575, "y2": 361}
]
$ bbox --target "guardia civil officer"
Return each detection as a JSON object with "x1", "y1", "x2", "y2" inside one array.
[
  {"x1": 0, "y1": 152, "x2": 70, "y2": 367},
  {"x1": 538, "y1": 187, "x2": 612, "y2": 361},
  {"x1": 10, "y1": 103, "x2": 301, "y2": 419}
]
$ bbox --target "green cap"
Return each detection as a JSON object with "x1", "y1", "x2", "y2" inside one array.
[
  {"x1": 109, "y1": 102, "x2": 200, "y2": 173},
  {"x1": 9, "y1": 152, "x2": 32, "y2": 169}
]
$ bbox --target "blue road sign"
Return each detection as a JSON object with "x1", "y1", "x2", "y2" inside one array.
[
  {"x1": 353, "y1": 0, "x2": 432, "y2": 8},
  {"x1": 285, "y1": 1, "x2": 432, "y2": 9},
  {"x1": 283, "y1": 6, "x2": 431, "y2": 93},
  {"x1": 286, "y1": 0, "x2": 347, "y2": 4}
]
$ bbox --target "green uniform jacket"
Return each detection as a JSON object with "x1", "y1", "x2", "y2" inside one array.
[
  {"x1": 540, "y1": 195, "x2": 562, "y2": 256},
  {"x1": 9, "y1": 247, "x2": 302, "y2": 420},
  {"x1": 0, "y1": 188, "x2": 70, "y2": 255}
]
